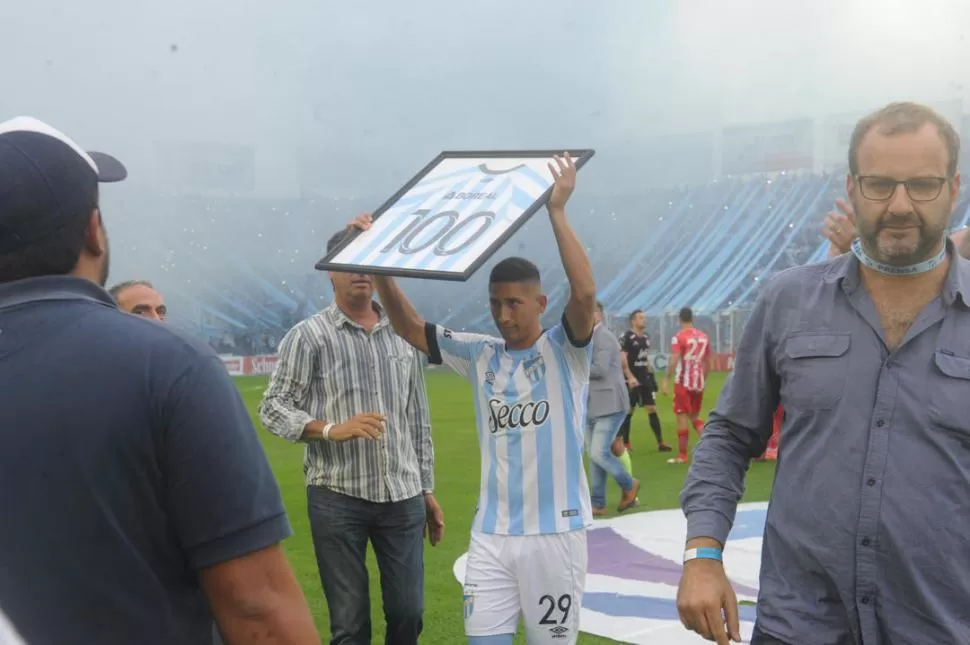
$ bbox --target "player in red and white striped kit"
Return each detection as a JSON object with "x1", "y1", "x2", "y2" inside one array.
[{"x1": 661, "y1": 307, "x2": 711, "y2": 464}]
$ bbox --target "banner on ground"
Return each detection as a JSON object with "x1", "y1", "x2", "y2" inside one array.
[{"x1": 453, "y1": 502, "x2": 767, "y2": 644}]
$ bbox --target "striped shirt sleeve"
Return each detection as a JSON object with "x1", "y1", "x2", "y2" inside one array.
[
  {"x1": 406, "y1": 351, "x2": 435, "y2": 490},
  {"x1": 258, "y1": 324, "x2": 316, "y2": 442}
]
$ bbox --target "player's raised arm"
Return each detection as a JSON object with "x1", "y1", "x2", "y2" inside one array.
[
  {"x1": 372, "y1": 275, "x2": 430, "y2": 355},
  {"x1": 547, "y1": 153, "x2": 596, "y2": 343}
]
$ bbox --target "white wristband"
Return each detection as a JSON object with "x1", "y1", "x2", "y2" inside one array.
[{"x1": 322, "y1": 423, "x2": 335, "y2": 440}]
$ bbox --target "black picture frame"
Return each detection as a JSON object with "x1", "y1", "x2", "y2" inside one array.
[{"x1": 314, "y1": 149, "x2": 596, "y2": 281}]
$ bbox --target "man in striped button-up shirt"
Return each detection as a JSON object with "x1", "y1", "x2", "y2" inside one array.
[{"x1": 259, "y1": 228, "x2": 442, "y2": 645}]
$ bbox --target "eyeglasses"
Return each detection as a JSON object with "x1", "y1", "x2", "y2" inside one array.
[{"x1": 855, "y1": 175, "x2": 949, "y2": 202}]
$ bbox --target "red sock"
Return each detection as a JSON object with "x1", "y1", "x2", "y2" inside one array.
[{"x1": 677, "y1": 430, "x2": 689, "y2": 459}]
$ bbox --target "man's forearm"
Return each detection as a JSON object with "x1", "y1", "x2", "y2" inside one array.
[
  {"x1": 665, "y1": 355, "x2": 678, "y2": 380},
  {"x1": 203, "y1": 546, "x2": 321, "y2": 645},
  {"x1": 620, "y1": 353, "x2": 636, "y2": 380},
  {"x1": 680, "y1": 412, "x2": 755, "y2": 546},
  {"x1": 258, "y1": 397, "x2": 315, "y2": 443},
  {"x1": 218, "y1": 600, "x2": 320, "y2": 645},
  {"x1": 373, "y1": 276, "x2": 429, "y2": 354},
  {"x1": 549, "y1": 207, "x2": 596, "y2": 307},
  {"x1": 300, "y1": 419, "x2": 330, "y2": 442}
]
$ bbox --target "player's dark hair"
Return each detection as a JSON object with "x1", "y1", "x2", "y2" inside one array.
[
  {"x1": 679, "y1": 307, "x2": 694, "y2": 323},
  {"x1": 326, "y1": 228, "x2": 351, "y2": 253},
  {"x1": 489, "y1": 257, "x2": 540, "y2": 285},
  {"x1": 629, "y1": 308, "x2": 643, "y2": 321}
]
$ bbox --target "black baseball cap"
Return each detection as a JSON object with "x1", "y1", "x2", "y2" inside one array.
[{"x1": 0, "y1": 117, "x2": 127, "y2": 253}]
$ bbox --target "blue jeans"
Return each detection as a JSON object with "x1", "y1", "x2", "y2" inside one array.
[
  {"x1": 586, "y1": 412, "x2": 634, "y2": 508},
  {"x1": 307, "y1": 486, "x2": 426, "y2": 645}
]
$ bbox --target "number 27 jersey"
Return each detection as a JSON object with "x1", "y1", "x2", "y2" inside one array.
[
  {"x1": 425, "y1": 318, "x2": 592, "y2": 536},
  {"x1": 672, "y1": 327, "x2": 710, "y2": 392}
]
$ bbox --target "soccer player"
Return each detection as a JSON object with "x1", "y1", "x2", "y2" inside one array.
[
  {"x1": 662, "y1": 307, "x2": 711, "y2": 464},
  {"x1": 371, "y1": 154, "x2": 603, "y2": 645},
  {"x1": 618, "y1": 310, "x2": 671, "y2": 453}
]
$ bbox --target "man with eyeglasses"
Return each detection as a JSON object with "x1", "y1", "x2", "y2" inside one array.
[
  {"x1": 823, "y1": 198, "x2": 970, "y2": 260},
  {"x1": 676, "y1": 102, "x2": 970, "y2": 645}
]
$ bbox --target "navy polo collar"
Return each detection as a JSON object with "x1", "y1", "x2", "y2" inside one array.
[{"x1": 0, "y1": 276, "x2": 116, "y2": 311}]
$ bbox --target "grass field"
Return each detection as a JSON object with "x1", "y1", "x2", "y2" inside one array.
[{"x1": 236, "y1": 370, "x2": 776, "y2": 644}]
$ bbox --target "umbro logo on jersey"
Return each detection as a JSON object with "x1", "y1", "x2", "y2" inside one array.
[
  {"x1": 549, "y1": 625, "x2": 569, "y2": 639},
  {"x1": 484, "y1": 370, "x2": 495, "y2": 384},
  {"x1": 486, "y1": 398, "x2": 550, "y2": 433}
]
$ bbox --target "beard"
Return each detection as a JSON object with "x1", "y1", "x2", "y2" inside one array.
[
  {"x1": 97, "y1": 220, "x2": 110, "y2": 286},
  {"x1": 854, "y1": 204, "x2": 948, "y2": 267},
  {"x1": 98, "y1": 243, "x2": 110, "y2": 286}
]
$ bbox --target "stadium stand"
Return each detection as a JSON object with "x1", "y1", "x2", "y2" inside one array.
[{"x1": 114, "y1": 172, "x2": 970, "y2": 355}]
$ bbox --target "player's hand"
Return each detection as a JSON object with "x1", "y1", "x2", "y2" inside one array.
[
  {"x1": 547, "y1": 153, "x2": 576, "y2": 213},
  {"x1": 346, "y1": 213, "x2": 373, "y2": 232},
  {"x1": 661, "y1": 379, "x2": 669, "y2": 397},
  {"x1": 424, "y1": 494, "x2": 445, "y2": 546},
  {"x1": 822, "y1": 199, "x2": 856, "y2": 255},
  {"x1": 328, "y1": 413, "x2": 385, "y2": 441},
  {"x1": 677, "y1": 555, "x2": 742, "y2": 644},
  {"x1": 626, "y1": 376, "x2": 640, "y2": 389}
]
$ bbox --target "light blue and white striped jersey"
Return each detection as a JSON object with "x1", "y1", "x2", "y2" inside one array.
[
  {"x1": 426, "y1": 317, "x2": 593, "y2": 535},
  {"x1": 331, "y1": 161, "x2": 548, "y2": 275}
]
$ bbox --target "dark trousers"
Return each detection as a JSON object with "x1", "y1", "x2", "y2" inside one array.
[{"x1": 308, "y1": 486, "x2": 426, "y2": 645}]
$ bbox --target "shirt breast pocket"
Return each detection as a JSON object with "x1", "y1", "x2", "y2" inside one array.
[
  {"x1": 781, "y1": 333, "x2": 851, "y2": 410},
  {"x1": 930, "y1": 352, "x2": 970, "y2": 437},
  {"x1": 387, "y1": 352, "x2": 413, "y2": 392}
]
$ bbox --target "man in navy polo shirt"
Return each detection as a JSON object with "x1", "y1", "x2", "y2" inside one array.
[{"x1": 0, "y1": 117, "x2": 320, "y2": 645}]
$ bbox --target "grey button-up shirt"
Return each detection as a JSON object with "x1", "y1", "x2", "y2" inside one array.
[
  {"x1": 682, "y1": 243, "x2": 970, "y2": 645},
  {"x1": 259, "y1": 301, "x2": 434, "y2": 503}
]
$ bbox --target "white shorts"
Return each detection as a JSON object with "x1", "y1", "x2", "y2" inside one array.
[{"x1": 463, "y1": 529, "x2": 587, "y2": 644}]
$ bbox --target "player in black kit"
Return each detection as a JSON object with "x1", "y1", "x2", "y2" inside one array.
[{"x1": 619, "y1": 310, "x2": 672, "y2": 452}]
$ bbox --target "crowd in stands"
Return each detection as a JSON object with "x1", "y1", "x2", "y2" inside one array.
[{"x1": 107, "y1": 170, "x2": 970, "y2": 356}]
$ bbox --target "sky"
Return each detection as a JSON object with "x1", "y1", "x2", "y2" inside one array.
[{"x1": 5, "y1": 0, "x2": 970, "y2": 194}]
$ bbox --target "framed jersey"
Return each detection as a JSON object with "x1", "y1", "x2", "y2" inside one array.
[{"x1": 315, "y1": 149, "x2": 595, "y2": 281}]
